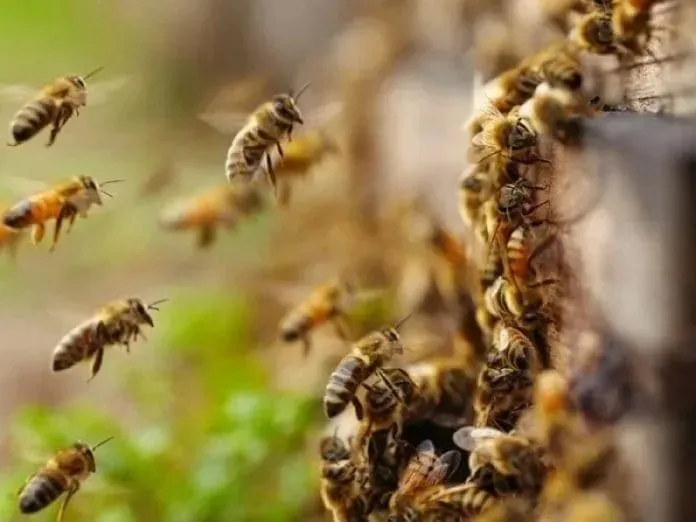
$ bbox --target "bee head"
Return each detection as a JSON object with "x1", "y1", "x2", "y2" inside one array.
[
  {"x1": 460, "y1": 172, "x2": 484, "y2": 192},
  {"x1": 72, "y1": 441, "x2": 97, "y2": 472},
  {"x1": 272, "y1": 94, "x2": 304, "y2": 125},
  {"x1": 79, "y1": 175, "x2": 104, "y2": 206},
  {"x1": 588, "y1": 14, "x2": 614, "y2": 48},
  {"x1": 68, "y1": 76, "x2": 87, "y2": 90},
  {"x1": 128, "y1": 298, "x2": 155, "y2": 327},
  {"x1": 508, "y1": 119, "x2": 537, "y2": 150}
]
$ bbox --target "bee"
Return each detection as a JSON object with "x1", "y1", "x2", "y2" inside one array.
[
  {"x1": 484, "y1": 275, "x2": 556, "y2": 329},
  {"x1": 279, "y1": 278, "x2": 355, "y2": 356},
  {"x1": 319, "y1": 433, "x2": 368, "y2": 522},
  {"x1": 610, "y1": 0, "x2": 662, "y2": 57},
  {"x1": 458, "y1": 164, "x2": 493, "y2": 233},
  {"x1": 355, "y1": 368, "x2": 417, "y2": 449},
  {"x1": 490, "y1": 321, "x2": 543, "y2": 374},
  {"x1": 406, "y1": 358, "x2": 477, "y2": 428},
  {"x1": 7, "y1": 67, "x2": 105, "y2": 148},
  {"x1": 453, "y1": 426, "x2": 547, "y2": 496},
  {"x1": 518, "y1": 82, "x2": 594, "y2": 143},
  {"x1": 483, "y1": 64, "x2": 543, "y2": 114},
  {"x1": 532, "y1": 42, "x2": 584, "y2": 92},
  {"x1": 387, "y1": 439, "x2": 461, "y2": 522},
  {"x1": 159, "y1": 182, "x2": 264, "y2": 248},
  {"x1": 323, "y1": 314, "x2": 412, "y2": 420},
  {"x1": 268, "y1": 129, "x2": 340, "y2": 206},
  {"x1": 426, "y1": 468, "x2": 498, "y2": 518},
  {"x1": 2, "y1": 176, "x2": 122, "y2": 252},
  {"x1": 17, "y1": 436, "x2": 113, "y2": 522},
  {"x1": 467, "y1": 106, "x2": 547, "y2": 187},
  {"x1": 220, "y1": 83, "x2": 310, "y2": 190},
  {"x1": 569, "y1": 9, "x2": 617, "y2": 55},
  {"x1": 363, "y1": 423, "x2": 411, "y2": 511},
  {"x1": 473, "y1": 365, "x2": 534, "y2": 431},
  {"x1": 51, "y1": 297, "x2": 167, "y2": 381}
]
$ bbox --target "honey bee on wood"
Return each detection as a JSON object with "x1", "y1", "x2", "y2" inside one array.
[
  {"x1": 323, "y1": 314, "x2": 412, "y2": 420},
  {"x1": 319, "y1": 433, "x2": 369, "y2": 522},
  {"x1": 3, "y1": 68, "x2": 128, "y2": 147},
  {"x1": 159, "y1": 182, "x2": 265, "y2": 249},
  {"x1": 388, "y1": 439, "x2": 461, "y2": 522},
  {"x1": 355, "y1": 368, "x2": 417, "y2": 450},
  {"x1": 453, "y1": 426, "x2": 547, "y2": 497},
  {"x1": 2, "y1": 176, "x2": 123, "y2": 252},
  {"x1": 467, "y1": 105, "x2": 548, "y2": 187},
  {"x1": 267, "y1": 129, "x2": 340, "y2": 206},
  {"x1": 52, "y1": 297, "x2": 166, "y2": 381},
  {"x1": 279, "y1": 278, "x2": 357, "y2": 357},
  {"x1": 198, "y1": 83, "x2": 311, "y2": 190},
  {"x1": 17, "y1": 436, "x2": 113, "y2": 522}
]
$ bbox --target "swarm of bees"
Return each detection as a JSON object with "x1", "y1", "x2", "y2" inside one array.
[{"x1": 1, "y1": 0, "x2": 682, "y2": 520}]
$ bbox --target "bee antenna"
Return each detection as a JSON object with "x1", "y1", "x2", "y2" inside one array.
[
  {"x1": 91, "y1": 436, "x2": 114, "y2": 451},
  {"x1": 147, "y1": 298, "x2": 169, "y2": 310},
  {"x1": 82, "y1": 66, "x2": 105, "y2": 81},
  {"x1": 292, "y1": 82, "x2": 311, "y2": 101},
  {"x1": 100, "y1": 190, "x2": 113, "y2": 198},
  {"x1": 100, "y1": 179, "x2": 127, "y2": 186},
  {"x1": 394, "y1": 312, "x2": 414, "y2": 331}
]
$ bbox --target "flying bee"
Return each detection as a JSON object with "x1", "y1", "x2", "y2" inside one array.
[
  {"x1": 4, "y1": 68, "x2": 128, "y2": 148},
  {"x1": 279, "y1": 278, "x2": 357, "y2": 357},
  {"x1": 323, "y1": 314, "x2": 412, "y2": 420},
  {"x1": 2, "y1": 176, "x2": 122, "y2": 252},
  {"x1": 268, "y1": 129, "x2": 340, "y2": 206},
  {"x1": 468, "y1": 105, "x2": 547, "y2": 187},
  {"x1": 17, "y1": 436, "x2": 113, "y2": 522},
  {"x1": 51, "y1": 297, "x2": 166, "y2": 381},
  {"x1": 197, "y1": 83, "x2": 310, "y2": 190},
  {"x1": 319, "y1": 434, "x2": 368, "y2": 522},
  {"x1": 355, "y1": 368, "x2": 417, "y2": 450},
  {"x1": 453, "y1": 426, "x2": 547, "y2": 496},
  {"x1": 387, "y1": 439, "x2": 461, "y2": 522},
  {"x1": 519, "y1": 82, "x2": 594, "y2": 143},
  {"x1": 458, "y1": 164, "x2": 493, "y2": 233},
  {"x1": 159, "y1": 182, "x2": 264, "y2": 248}
]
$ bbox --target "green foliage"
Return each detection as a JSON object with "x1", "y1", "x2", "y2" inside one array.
[{"x1": 0, "y1": 292, "x2": 320, "y2": 522}]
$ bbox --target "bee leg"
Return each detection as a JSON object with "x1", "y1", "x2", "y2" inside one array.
[
  {"x1": 375, "y1": 368, "x2": 405, "y2": 405},
  {"x1": 332, "y1": 313, "x2": 352, "y2": 341},
  {"x1": 264, "y1": 154, "x2": 278, "y2": 194},
  {"x1": 300, "y1": 334, "x2": 312, "y2": 357},
  {"x1": 87, "y1": 347, "x2": 105, "y2": 382},
  {"x1": 66, "y1": 211, "x2": 78, "y2": 234},
  {"x1": 197, "y1": 225, "x2": 216, "y2": 249},
  {"x1": 56, "y1": 481, "x2": 80, "y2": 522},
  {"x1": 51, "y1": 204, "x2": 74, "y2": 252},
  {"x1": 275, "y1": 141, "x2": 285, "y2": 158},
  {"x1": 31, "y1": 224, "x2": 45, "y2": 245},
  {"x1": 351, "y1": 396, "x2": 364, "y2": 421}
]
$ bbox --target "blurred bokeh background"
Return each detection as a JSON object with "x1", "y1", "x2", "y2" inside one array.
[{"x1": 0, "y1": 1, "x2": 479, "y2": 521}]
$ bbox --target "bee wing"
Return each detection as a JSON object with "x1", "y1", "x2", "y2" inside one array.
[
  {"x1": 0, "y1": 84, "x2": 37, "y2": 105},
  {"x1": 452, "y1": 426, "x2": 506, "y2": 451},
  {"x1": 86, "y1": 75, "x2": 133, "y2": 106},
  {"x1": 196, "y1": 111, "x2": 250, "y2": 135}
]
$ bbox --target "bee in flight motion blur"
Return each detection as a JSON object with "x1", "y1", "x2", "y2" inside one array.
[
  {"x1": 1, "y1": 176, "x2": 123, "y2": 252},
  {"x1": 323, "y1": 314, "x2": 412, "y2": 420},
  {"x1": 159, "y1": 182, "x2": 265, "y2": 249},
  {"x1": 52, "y1": 297, "x2": 167, "y2": 381},
  {"x1": 6, "y1": 67, "x2": 106, "y2": 148},
  {"x1": 199, "y1": 83, "x2": 311, "y2": 190},
  {"x1": 17, "y1": 436, "x2": 113, "y2": 522}
]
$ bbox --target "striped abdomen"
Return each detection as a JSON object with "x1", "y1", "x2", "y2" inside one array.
[
  {"x1": 10, "y1": 97, "x2": 59, "y2": 145},
  {"x1": 281, "y1": 300, "x2": 335, "y2": 342},
  {"x1": 324, "y1": 354, "x2": 369, "y2": 418},
  {"x1": 3, "y1": 193, "x2": 64, "y2": 229},
  {"x1": 506, "y1": 225, "x2": 531, "y2": 284},
  {"x1": 484, "y1": 277, "x2": 509, "y2": 319},
  {"x1": 18, "y1": 471, "x2": 68, "y2": 514},
  {"x1": 52, "y1": 319, "x2": 102, "y2": 372},
  {"x1": 225, "y1": 125, "x2": 273, "y2": 183}
]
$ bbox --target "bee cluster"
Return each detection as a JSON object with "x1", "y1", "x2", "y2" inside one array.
[{"x1": 1, "y1": 0, "x2": 687, "y2": 520}]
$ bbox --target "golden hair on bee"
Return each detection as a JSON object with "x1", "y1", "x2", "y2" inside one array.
[
  {"x1": 52, "y1": 297, "x2": 167, "y2": 381},
  {"x1": 7, "y1": 66, "x2": 104, "y2": 148},
  {"x1": 17, "y1": 436, "x2": 113, "y2": 522},
  {"x1": 323, "y1": 313, "x2": 412, "y2": 420},
  {"x1": 483, "y1": 64, "x2": 543, "y2": 114},
  {"x1": 159, "y1": 182, "x2": 265, "y2": 249},
  {"x1": 223, "y1": 83, "x2": 311, "y2": 192},
  {"x1": 530, "y1": 42, "x2": 584, "y2": 92},
  {"x1": 2, "y1": 175, "x2": 123, "y2": 251},
  {"x1": 458, "y1": 164, "x2": 493, "y2": 232},
  {"x1": 569, "y1": 8, "x2": 617, "y2": 55}
]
